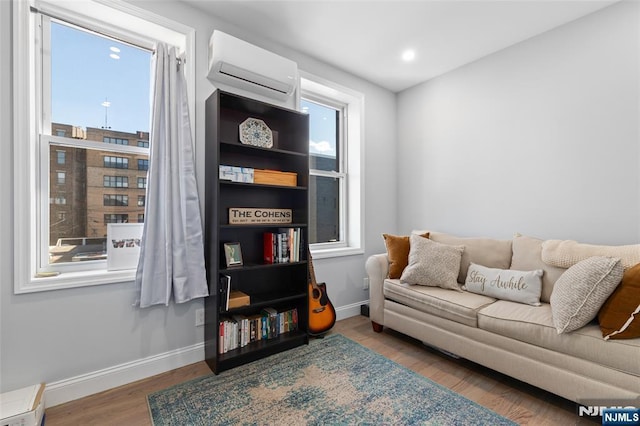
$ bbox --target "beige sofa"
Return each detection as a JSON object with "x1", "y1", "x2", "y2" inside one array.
[{"x1": 365, "y1": 231, "x2": 640, "y2": 405}]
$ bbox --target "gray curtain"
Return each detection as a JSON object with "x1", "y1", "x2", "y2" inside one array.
[{"x1": 135, "y1": 43, "x2": 208, "y2": 307}]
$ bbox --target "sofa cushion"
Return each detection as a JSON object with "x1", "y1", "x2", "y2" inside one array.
[
  {"x1": 401, "y1": 235, "x2": 464, "y2": 291},
  {"x1": 384, "y1": 278, "x2": 496, "y2": 327},
  {"x1": 550, "y1": 257, "x2": 623, "y2": 334},
  {"x1": 510, "y1": 234, "x2": 566, "y2": 304},
  {"x1": 598, "y1": 262, "x2": 640, "y2": 340},
  {"x1": 478, "y1": 300, "x2": 640, "y2": 377},
  {"x1": 427, "y1": 231, "x2": 512, "y2": 284},
  {"x1": 383, "y1": 233, "x2": 430, "y2": 279},
  {"x1": 463, "y1": 263, "x2": 543, "y2": 306},
  {"x1": 542, "y1": 239, "x2": 640, "y2": 270}
]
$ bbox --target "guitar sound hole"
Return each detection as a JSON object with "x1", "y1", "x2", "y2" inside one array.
[{"x1": 312, "y1": 288, "x2": 320, "y2": 299}]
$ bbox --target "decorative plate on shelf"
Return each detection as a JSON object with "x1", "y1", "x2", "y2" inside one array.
[{"x1": 239, "y1": 118, "x2": 273, "y2": 148}]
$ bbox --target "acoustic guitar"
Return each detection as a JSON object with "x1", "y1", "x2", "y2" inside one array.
[{"x1": 308, "y1": 252, "x2": 336, "y2": 336}]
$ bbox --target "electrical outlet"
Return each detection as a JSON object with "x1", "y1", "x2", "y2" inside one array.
[
  {"x1": 363, "y1": 277, "x2": 369, "y2": 290},
  {"x1": 195, "y1": 308, "x2": 205, "y2": 327}
]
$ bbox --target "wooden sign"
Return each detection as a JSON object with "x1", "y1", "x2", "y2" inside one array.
[{"x1": 229, "y1": 208, "x2": 292, "y2": 224}]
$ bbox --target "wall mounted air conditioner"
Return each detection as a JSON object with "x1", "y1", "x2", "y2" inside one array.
[{"x1": 208, "y1": 31, "x2": 298, "y2": 101}]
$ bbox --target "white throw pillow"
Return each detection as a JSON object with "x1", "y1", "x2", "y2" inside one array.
[
  {"x1": 550, "y1": 256, "x2": 624, "y2": 334},
  {"x1": 400, "y1": 235, "x2": 464, "y2": 291},
  {"x1": 463, "y1": 263, "x2": 543, "y2": 306}
]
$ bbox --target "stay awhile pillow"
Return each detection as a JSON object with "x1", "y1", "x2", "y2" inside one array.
[
  {"x1": 463, "y1": 263, "x2": 543, "y2": 306},
  {"x1": 400, "y1": 235, "x2": 464, "y2": 291}
]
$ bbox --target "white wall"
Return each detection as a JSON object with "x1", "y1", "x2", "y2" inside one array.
[
  {"x1": 397, "y1": 1, "x2": 640, "y2": 245},
  {"x1": 0, "y1": 0, "x2": 396, "y2": 397}
]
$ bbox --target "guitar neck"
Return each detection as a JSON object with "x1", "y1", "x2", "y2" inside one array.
[{"x1": 308, "y1": 250, "x2": 319, "y2": 289}]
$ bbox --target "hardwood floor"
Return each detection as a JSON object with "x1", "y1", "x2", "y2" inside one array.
[{"x1": 44, "y1": 315, "x2": 595, "y2": 425}]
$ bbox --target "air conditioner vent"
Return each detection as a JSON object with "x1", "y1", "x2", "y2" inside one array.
[{"x1": 208, "y1": 31, "x2": 298, "y2": 101}]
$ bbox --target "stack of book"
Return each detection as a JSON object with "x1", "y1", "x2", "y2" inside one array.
[
  {"x1": 263, "y1": 227, "x2": 302, "y2": 263},
  {"x1": 218, "y1": 307, "x2": 298, "y2": 354}
]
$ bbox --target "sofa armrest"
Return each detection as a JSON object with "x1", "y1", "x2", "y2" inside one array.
[{"x1": 365, "y1": 253, "x2": 389, "y2": 326}]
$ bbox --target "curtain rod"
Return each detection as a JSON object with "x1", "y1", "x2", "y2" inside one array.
[{"x1": 28, "y1": 5, "x2": 186, "y2": 66}]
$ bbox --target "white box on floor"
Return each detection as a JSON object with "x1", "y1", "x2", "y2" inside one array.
[{"x1": 0, "y1": 383, "x2": 45, "y2": 426}]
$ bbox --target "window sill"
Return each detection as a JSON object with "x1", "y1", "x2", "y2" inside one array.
[
  {"x1": 310, "y1": 246, "x2": 364, "y2": 260},
  {"x1": 17, "y1": 268, "x2": 136, "y2": 294}
]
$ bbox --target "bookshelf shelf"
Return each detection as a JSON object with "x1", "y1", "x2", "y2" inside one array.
[
  {"x1": 220, "y1": 291, "x2": 306, "y2": 314},
  {"x1": 220, "y1": 140, "x2": 308, "y2": 158},
  {"x1": 220, "y1": 180, "x2": 308, "y2": 191},
  {"x1": 217, "y1": 331, "x2": 308, "y2": 369},
  {"x1": 220, "y1": 260, "x2": 308, "y2": 273},
  {"x1": 205, "y1": 91, "x2": 310, "y2": 374}
]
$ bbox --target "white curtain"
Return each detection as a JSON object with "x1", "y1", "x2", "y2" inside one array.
[{"x1": 135, "y1": 43, "x2": 209, "y2": 307}]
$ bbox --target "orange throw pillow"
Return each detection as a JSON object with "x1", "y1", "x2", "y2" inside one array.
[
  {"x1": 598, "y1": 262, "x2": 640, "y2": 340},
  {"x1": 383, "y1": 233, "x2": 429, "y2": 279}
]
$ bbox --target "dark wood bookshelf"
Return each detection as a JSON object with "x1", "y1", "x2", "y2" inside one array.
[{"x1": 204, "y1": 90, "x2": 310, "y2": 374}]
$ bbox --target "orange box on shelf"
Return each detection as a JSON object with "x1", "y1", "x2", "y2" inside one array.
[
  {"x1": 228, "y1": 290, "x2": 250, "y2": 309},
  {"x1": 254, "y1": 169, "x2": 297, "y2": 187}
]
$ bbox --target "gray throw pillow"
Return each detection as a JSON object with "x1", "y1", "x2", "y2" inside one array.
[
  {"x1": 400, "y1": 235, "x2": 464, "y2": 291},
  {"x1": 550, "y1": 256, "x2": 623, "y2": 334}
]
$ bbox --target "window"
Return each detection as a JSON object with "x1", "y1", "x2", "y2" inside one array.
[
  {"x1": 13, "y1": 0, "x2": 194, "y2": 293},
  {"x1": 301, "y1": 74, "x2": 364, "y2": 258},
  {"x1": 137, "y1": 177, "x2": 147, "y2": 189},
  {"x1": 103, "y1": 194, "x2": 129, "y2": 206},
  {"x1": 302, "y1": 99, "x2": 342, "y2": 245},
  {"x1": 137, "y1": 195, "x2": 146, "y2": 207},
  {"x1": 104, "y1": 156, "x2": 129, "y2": 169},
  {"x1": 138, "y1": 213, "x2": 145, "y2": 223},
  {"x1": 104, "y1": 214, "x2": 129, "y2": 224},
  {"x1": 51, "y1": 197, "x2": 67, "y2": 205},
  {"x1": 104, "y1": 176, "x2": 129, "y2": 188},
  {"x1": 56, "y1": 171, "x2": 66, "y2": 185},
  {"x1": 104, "y1": 137, "x2": 129, "y2": 145},
  {"x1": 137, "y1": 159, "x2": 149, "y2": 171}
]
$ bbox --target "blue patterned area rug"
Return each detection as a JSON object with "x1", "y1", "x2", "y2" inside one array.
[{"x1": 147, "y1": 334, "x2": 515, "y2": 425}]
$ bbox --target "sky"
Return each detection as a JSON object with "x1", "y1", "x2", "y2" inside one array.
[
  {"x1": 301, "y1": 99, "x2": 337, "y2": 158},
  {"x1": 51, "y1": 21, "x2": 151, "y2": 133},
  {"x1": 51, "y1": 20, "x2": 335, "y2": 156}
]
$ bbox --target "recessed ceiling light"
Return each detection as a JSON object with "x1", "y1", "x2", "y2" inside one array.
[
  {"x1": 110, "y1": 47, "x2": 121, "y2": 53},
  {"x1": 401, "y1": 49, "x2": 416, "y2": 62},
  {"x1": 109, "y1": 53, "x2": 120, "y2": 60}
]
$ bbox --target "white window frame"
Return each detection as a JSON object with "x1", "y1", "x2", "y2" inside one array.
[
  {"x1": 300, "y1": 72, "x2": 364, "y2": 259},
  {"x1": 13, "y1": 0, "x2": 195, "y2": 294}
]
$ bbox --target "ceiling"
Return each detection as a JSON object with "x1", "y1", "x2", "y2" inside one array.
[{"x1": 182, "y1": 1, "x2": 617, "y2": 92}]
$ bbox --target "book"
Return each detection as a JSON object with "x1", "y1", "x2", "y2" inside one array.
[
  {"x1": 261, "y1": 307, "x2": 278, "y2": 339},
  {"x1": 232, "y1": 314, "x2": 249, "y2": 347},
  {"x1": 263, "y1": 228, "x2": 303, "y2": 264},
  {"x1": 247, "y1": 314, "x2": 262, "y2": 342},
  {"x1": 263, "y1": 232, "x2": 275, "y2": 264},
  {"x1": 218, "y1": 321, "x2": 225, "y2": 354},
  {"x1": 260, "y1": 315, "x2": 268, "y2": 340},
  {"x1": 220, "y1": 275, "x2": 231, "y2": 311}
]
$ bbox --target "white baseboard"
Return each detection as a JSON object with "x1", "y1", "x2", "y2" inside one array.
[
  {"x1": 335, "y1": 300, "x2": 369, "y2": 321},
  {"x1": 45, "y1": 342, "x2": 204, "y2": 408},
  {"x1": 45, "y1": 301, "x2": 369, "y2": 408}
]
